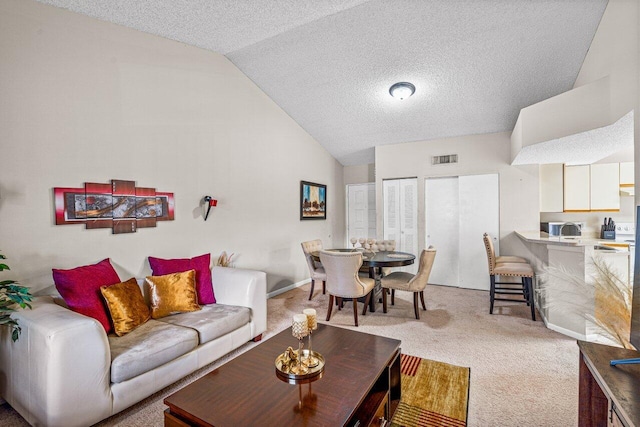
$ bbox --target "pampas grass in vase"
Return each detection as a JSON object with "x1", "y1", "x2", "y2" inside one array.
[{"x1": 538, "y1": 255, "x2": 632, "y2": 349}]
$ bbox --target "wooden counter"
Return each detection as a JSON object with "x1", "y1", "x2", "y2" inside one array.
[{"x1": 578, "y1": 341, "x2": 640, "y2": 426}]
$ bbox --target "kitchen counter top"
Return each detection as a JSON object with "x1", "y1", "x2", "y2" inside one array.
[
  {"x1": 515, "y1": 231, "x2": 629, "y2": 251},
  {"x1": 515, "y1": 230, "x2": 631, "y2": 342}
]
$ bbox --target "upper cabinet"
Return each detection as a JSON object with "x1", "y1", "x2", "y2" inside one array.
[
  {"x1": 564, "y1": 165, "x2": 591, "y2": 212},
  {"x1": 620, "y1": 162, "x2": 634, "y2": 186},
  {"x1": 541, "y1": 163, "x2": 624, "y2": 213},
  {"x1": 589, "y1": 163, "x2": 620, "y2": 211}
]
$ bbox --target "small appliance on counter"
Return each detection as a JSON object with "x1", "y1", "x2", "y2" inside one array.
[
  {"x1": 601, "y1": 217, "x2": 615, "y2": 240},
  {"x1": 541, "y1": 222, "x2": 584, "y2": 236}
]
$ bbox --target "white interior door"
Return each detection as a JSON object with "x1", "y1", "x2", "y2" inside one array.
[
  {"x1": 458, "y1": 174, "x2": 499, "y2": 290},
  {"x1": 347, "y1": 183, "x2": 375, "y2": 246},
  {"x1": 425, "y1": 174, "x2": 499, "y2": 290},
  {"x1": 425, "y1": 177, "x2": 459, "y2": 286},
  {"x1": 384, "y1": 178, "x2": 418, "y2": 273}
]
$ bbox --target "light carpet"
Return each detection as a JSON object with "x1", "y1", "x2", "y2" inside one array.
[{"x1": 0, "y1": 283, "x2": 578, "y2": 426}]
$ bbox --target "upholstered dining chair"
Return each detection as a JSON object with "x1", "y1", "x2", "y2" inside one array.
[
  {"x1": 319, "y1": 250, "x2": 375, "y2": 327},
  {"x1": 380, "y1": 247, "x2": 436, "y2": 320},
  {"x1": 482, "y1": 233, "x2": 536, "y2": 321},
  {"x1": 301, "y1": 240, "x2": 327, "y2": 300}
]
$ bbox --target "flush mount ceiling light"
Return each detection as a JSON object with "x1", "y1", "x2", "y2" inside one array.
[{"x1": 389, "y1": 82, "x2": 415, "y2": 100}]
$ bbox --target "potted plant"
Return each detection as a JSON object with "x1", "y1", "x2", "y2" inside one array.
[{"x1": 0, "y1": 251, "x2": 33, "y2": 342}]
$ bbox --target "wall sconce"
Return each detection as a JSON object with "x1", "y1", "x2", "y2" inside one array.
[{"x1": 203, "y1": 196, "x2": 217, "y2": 221}]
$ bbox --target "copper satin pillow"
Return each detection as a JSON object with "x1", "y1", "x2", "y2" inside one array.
[
  {"x1": 145, "y1": 270, "x2": 201, "y2": 319},
  {"x1": 100, "y1": 278, "x2": 150, "y2": 336}
]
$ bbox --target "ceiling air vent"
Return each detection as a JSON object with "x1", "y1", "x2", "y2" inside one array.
[{"x1": 432, "y1": 154, "x2": 458, "y2": 165}]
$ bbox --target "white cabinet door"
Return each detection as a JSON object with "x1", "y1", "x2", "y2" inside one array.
[
  {"x1": 564, "y1": 165, "x2": 590, "y2": 211},
  {"x1": 425, "y1": 174, "x2": 499, "y2": 290},
  {"x1": 458, "y1": 174, "x2": 500, "y2": 290},
  {"x1": 619, "y1": 162, "x2": 634, "y2": 186},
  {"x1": 590, "y1": 163, "x2": 620, "y2": 211},
  {"x1": 383, "y1": 178, "x2": 418, "y2": 273},
  {"x1": 539, "y1": 163, "x2": 563, "y2": 212},
  {"x1": 425, "y1": 177, "x2": 459, "y2": 287}
]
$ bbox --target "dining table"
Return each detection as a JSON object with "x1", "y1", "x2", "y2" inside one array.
[{"x1": 311, "y1": 249, "x2": 416, "y2": 312}]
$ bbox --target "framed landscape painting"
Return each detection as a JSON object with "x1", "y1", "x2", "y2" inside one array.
[{"x1": 300, "y1": 181, "x2": 326, "y2": 220}]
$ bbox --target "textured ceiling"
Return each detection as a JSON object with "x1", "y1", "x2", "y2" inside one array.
[
  {"x1": 38, "y1": 0, "x2": 608, "y2": 166},
  {"x1": 512, "y1": 110, "x2": 634, "y2": 166}
]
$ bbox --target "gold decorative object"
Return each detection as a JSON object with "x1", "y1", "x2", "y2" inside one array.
[
  {"x1": 275, "y1": 349, "x2": 325, "y2": 383},
  {"x1": 302, "y1": 309, "x2": 319, "y2": 368}
]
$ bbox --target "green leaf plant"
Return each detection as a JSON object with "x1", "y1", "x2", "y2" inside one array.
[{"x1": 0, "y1": 252, "x2": 33, "y2": 342}]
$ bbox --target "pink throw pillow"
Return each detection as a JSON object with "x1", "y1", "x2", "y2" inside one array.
[
  {"x1": 148, "y1": 253, "x2": 215, "y2": 304},
  {"x1": 52, "y1": 258, "x2": 121, "y2": 334}
]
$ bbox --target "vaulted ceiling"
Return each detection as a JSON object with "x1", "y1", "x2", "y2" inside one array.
[{"x1": 38, "y1": 0, "x2": 608, "y2": 165}]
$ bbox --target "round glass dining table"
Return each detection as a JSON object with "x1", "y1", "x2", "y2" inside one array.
[{"x1": 311, "y1": 249, "x2": 416, "y2": 312}]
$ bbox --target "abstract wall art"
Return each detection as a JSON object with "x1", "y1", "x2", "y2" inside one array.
[
  {"x1": 54, "y1": 179, "x2": 174, "y2": 234},
  {"x1": 300, "y1": 181, "x2": 326, "y2": 220}
]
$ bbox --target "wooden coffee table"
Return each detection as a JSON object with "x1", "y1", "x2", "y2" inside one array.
[{"x1": 164, "y1": 323, "x2": 401, "y2": 426}]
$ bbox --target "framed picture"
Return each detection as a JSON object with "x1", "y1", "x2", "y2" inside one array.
[{"x1": 300, "y1": 181, "x2": 326, "y2": 220}]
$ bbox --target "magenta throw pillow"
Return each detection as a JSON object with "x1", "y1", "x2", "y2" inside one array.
[
  {"x1": 148, "y1": 253, "x2": 215, "y2": 304},
  {"x1": 52, "y1": 258, "x2": 121, "y2": 334}
]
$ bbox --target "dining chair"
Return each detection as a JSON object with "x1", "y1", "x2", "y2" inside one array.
[
  {"x1": 380, "y1": 247, "x2": 436, "y2": 319},
  {"x1": 319, "y1": 250, "x2": 375, "y2": 327},
  {"x1": 482, "y1": 233, "x2": 536, "y2": 321},
  {"x1": 301, "y1": 240, "x2": 327, "y2": 300}
]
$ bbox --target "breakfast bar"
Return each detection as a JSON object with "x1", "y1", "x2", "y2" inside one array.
[{"x1": 516, "y1": 231, "x2": 631, "y2": 341}]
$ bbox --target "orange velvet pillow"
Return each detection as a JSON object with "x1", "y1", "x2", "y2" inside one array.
[
  {"x1": 100, "y1": 278, "x2": 150, "y2": 336},
  {"x1": 145, "y1": 270, "x2": 201, "y2": 319}
]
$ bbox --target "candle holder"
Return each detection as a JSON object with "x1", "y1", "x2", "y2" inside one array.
[
  {"x1": 291, "y1": 314, "x2": 309, "y2": 375},
  {"x1": 302, "y1": 309, "x2": 319, "y2": 368}
]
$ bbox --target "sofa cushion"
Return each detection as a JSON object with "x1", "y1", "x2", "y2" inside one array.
[
  {"x1": 109, "y1": 320, "x2": 198, "y2": 383},
  {"x1": 148, "y1": 253, "x2": 216, "y2": 304},
  {"x1": 52, "y1": 258, "x2": 121, "y2": 334},
  {"x1": 145, "y1": 270, "x2": 201, "y2": 319},
  {"x1": 100, "y1": 278, "x2": 151, "y2": 336},
  {"x1": 158, "y1": 304, "x2": 251, "y2": 344}
]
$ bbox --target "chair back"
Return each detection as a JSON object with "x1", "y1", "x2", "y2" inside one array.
[
  {"x1": 482, "y1": 233, "x2": 497, "y2": 274},
  {"x1": 301, "y1": 239, "x2": 323, "y2": 274},
  {"x1": 319, "y1": 250, "x2": 369, "y2": 298},
  {"x1": 408, "y1": 247, "x2": 436, "y2": 291}
]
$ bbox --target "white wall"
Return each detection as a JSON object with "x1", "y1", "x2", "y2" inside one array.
[
  {"x1": 343, "y1": 164, "x2": 374, "y2": 185},
  {"x1": 571, "y1": 0, "x2": 639, "y2": 206},
  {"x1": 0, "y1": 0, "x2": 345, "y2": 293},
  {"x1": 375, "y1": 132, "x2": 539, "y2": 258}
]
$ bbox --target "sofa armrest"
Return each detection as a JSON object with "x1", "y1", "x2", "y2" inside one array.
[
  {"x1": 0, "y1": 296, "x2": 112, "y2": 427},
  {"x1": 212, "y1": 266, "x2": 267, "y2": 339}
]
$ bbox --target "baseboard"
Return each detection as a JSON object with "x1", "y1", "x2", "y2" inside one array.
[
  {"x1": 542, "y1": 320, "x2": 587, "y2": 341},
  {"x1": 267, "y1": 279, "x2": 310, "y2": 299}
]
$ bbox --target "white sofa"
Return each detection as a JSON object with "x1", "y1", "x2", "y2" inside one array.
[{"x1": 0, "y1": 266, "x2": 267, "y2": 427}]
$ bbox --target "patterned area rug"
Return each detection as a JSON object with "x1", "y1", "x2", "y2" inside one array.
[{"x1": 390, "y1": 354, "x2": 470, "y2": 427}]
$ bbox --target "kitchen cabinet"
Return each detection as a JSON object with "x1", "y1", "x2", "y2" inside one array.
[
  {"x1": 539, "y1": 163, "x2": 563, "y2": 212},
  {"x1": 560, "y1": 164, "x2": 620, "y2": 212},
  {"x1": 590, "y1": 163, "x2": 620, "y2": 211},
  {"x1": 620, "y1": 162, "x2": 634, "y2": 186},
  {"x1": 564, "y1": 165, "x2": 590, "y2": 211}
]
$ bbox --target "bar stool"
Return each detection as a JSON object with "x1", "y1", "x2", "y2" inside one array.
[{"x1": 483, "y1": 233, "x2": 536, "y2": 321}]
